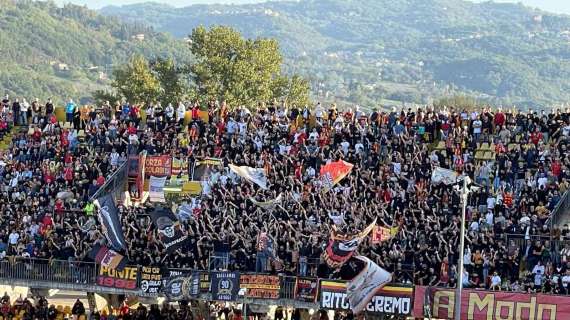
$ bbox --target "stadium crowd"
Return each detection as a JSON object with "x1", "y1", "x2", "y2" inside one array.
[{"x1": 1, "y1": 93, "x2": 570, "y2": 295}]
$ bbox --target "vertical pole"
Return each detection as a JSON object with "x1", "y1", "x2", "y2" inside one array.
[{"x1": 455, "y1": 178, "x2": 468, "y2": 320}]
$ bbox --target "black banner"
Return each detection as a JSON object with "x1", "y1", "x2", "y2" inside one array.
[
  {"x1": 211, "y1": 272, "x2": 239, "y2": 301},
  {"x1": 150, "y1": 207, "x2": 189, "y2": 253},
  {"x1": 140, "y1": 266, "x2": 162, "y2": 294},
  {"x1": 163, "y1": 276, "x2": 188, "y2": 301},
  {"x1": 295, "y1": 277, "x2": 318, "y2": 302},
  {"x1": 94, "y1": 194, "x2": 127, "y2": 251}
]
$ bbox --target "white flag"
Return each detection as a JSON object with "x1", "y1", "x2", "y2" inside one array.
[
  {"x1": 431, "y1": 167, "x2": 459, "y2": 185},
  {"x1": 149, "y1": 176, "x2": 167, "y2": 203},
  {"x1": 229, "y1": 164, "x2": 268, "y2": 190}
]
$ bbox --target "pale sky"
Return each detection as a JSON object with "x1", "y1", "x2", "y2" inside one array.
[{"x1": 53, "y1": 0, "x2": 570, "y2": 15}]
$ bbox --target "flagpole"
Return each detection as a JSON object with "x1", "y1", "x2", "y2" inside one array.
[{"x1": 455, "y1": 177, "x2": 468, "y2": 320}]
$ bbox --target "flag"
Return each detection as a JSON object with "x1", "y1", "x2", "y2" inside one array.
[
  {"x1": 249, "y1": 194, "x2": 282, "y2": 209},
  {"x1": 149, "y1": 176, "x2": 167, "y2": 203},
  {"x1": 150, "y1": 207, "x2": 189, "y2": 254},
  {"x1": 431, "y1": 167, "x2": 458, "y2": 185},
  {"x1": 191, "y1": 157, "x2": 223, "y2": 181},
  {"x1": 320, "y1": 160, "x2": 354, "y2": 191},
  {"x1": 171, "y1": 157, "x2": 183, "y2": 176},
  {"x1": 93, "y1": 194, "x2": 127, "y2": 251},
  {"x1": 322, "y1": 219, "x2": 376, "y2": 269},
  {"x1": 371, "y1": 226, "x2": 399, "y2": 244},
  {"x1": 88, "y1": 244, "x2": 128, "y2": 271},
  {"x1": 229, "y1": 164, "x2": 268, "y2": 190}
]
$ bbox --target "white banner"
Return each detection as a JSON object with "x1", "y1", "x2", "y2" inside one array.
[
  {"x1": 431, "y1": 167, "x2": 459, "y2": 185},
  {"x1": 149, "y1": 176, "x2": 167, "y2": 203},
  {"x1": 229, "y1": 164, "x2": 268, "y2": 190}
]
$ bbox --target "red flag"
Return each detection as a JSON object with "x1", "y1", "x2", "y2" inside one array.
[{"x1": 319, "y1": 160, "x2": 354, "y2": 190}]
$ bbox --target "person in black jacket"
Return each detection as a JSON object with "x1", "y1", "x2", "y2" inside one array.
[{"x1": 72, "y1": 299, "x2": 86, "y2": 317}]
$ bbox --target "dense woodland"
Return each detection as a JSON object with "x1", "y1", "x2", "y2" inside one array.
[
  {"x1": 101, "y1": 0, "x2": 570, "y2": 108},
  {"x1": 0, "y1": 0, "x2": 189, "y2": 105}
]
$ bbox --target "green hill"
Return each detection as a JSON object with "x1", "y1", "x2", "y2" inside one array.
[
  {"x1": 0, "y1": 0, "x2": 189, "y2": 105},
  {"x1": 100, "y1": 0, "x2": 570, "y2": 108}
]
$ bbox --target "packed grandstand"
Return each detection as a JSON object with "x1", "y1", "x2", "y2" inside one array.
[{"x1": 1, "y1": 95, "x2": 570, "y2": 318}]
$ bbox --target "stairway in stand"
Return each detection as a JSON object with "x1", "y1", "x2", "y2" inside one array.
[{"x1": 0, "y1": 125, "x2": 23, "y2": 151}]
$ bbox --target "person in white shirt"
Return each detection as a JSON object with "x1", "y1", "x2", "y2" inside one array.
[
  {"x1": 20, "y1": 98, "x2": 29, "y2": 125},
  {"x1": 485, "y1": 211, "x2": 494, "y2": 226},
  {"x1": 473, "y1": 119, "x2": 482, "y2": 141},
  {"x1": 8, "y1": 231, "x2": 19, "y2": 245},
  {"x1": 177, "y1": 102, "x2": 186, "y2": 124},
  {"x1": 165, "y1": 103, "x2": 175, "y2": 122},
  {"x1": 340, "y1": 139, "x2": 350, "y2": 155},
  {"x1": 490, "y1": 272, "x2": 501, "y2": 290},
  {"x1": 309, "y1": 128, "x2": 319, "y2": 142}
]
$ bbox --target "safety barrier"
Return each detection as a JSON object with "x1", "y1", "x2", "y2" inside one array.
[{"x1": 550, "y1": 189, "x2": 570, "y2": 229}]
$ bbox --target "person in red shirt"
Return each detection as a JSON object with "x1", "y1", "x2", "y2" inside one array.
[
  {"x1": 494, "y1": 109, "x2": 505, "y2": 128},
  {"x1": 530, "y1": 128, "x2": 543, "y2": 145},
  {"x1": 96, "y1": 174, "x2": 105, "y2": 186},
  {"x1": 552, "y1": 159, "x2": 562, "y2": 178}
]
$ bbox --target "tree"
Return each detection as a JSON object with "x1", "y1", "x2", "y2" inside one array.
[
  {"x1": 151, "y1": 57, "x2": 188, "y2": 107},
  {"x1": 189, "y1": 25, "x2": 310, "y2": 109},
  {"x1": 112, "y1": 55, "x2": 161, "y2": 105}
]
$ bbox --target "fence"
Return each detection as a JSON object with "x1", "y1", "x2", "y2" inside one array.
[{"x1": 549, "y1": 190, "x2": 570, "y2": 229}]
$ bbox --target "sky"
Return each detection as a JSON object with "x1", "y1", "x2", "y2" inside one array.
[{"x1": 53, "y1": 0, "x2": 570, "y2": 15}]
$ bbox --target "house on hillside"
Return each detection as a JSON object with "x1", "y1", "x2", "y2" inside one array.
[
  {"x1": 57, "y1": 63, "x2": 69, "y2": 71},
  {"x1": 132, "y1": 34, "x2": 145, "y2": 41}
]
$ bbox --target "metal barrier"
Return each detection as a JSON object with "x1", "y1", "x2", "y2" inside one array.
[
  {"x1": 549, "y1": 190, "x2": 570, "y2": 229},
  {"x1": 0, "y1": 258, "x2": 96, "y2": 284},
  {"x1": 89, "y1": 160, "x2": 128, "y2": 202}
]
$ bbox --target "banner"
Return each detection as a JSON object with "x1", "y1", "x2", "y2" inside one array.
[
  {"x1": 295, "y1": 277, "x2": 319, "y2": 302},
  {"x1": 149, "y1": 176, "x2": 167, "y2": 203},
  {"x1": 127, "y1": 155, "x2": 140, "y2": 177},
  {"x1": 93, "y1": 194, "x2": 127, "y2": 251},
  {"x1": 150, "y1": 207, "x2": 189, "y2": 253},
  {"x1": 145, "y1": 155, "x2": 172, "y2": 177},
  {"x1": 320, "y1": 280, "x2": 413, "y2": 316},
  {"x1": 88, "y1": 244, "x2": 127, "y2": 271},
  {"x1": 320, "y1": 160, "x2": 353, "y2": 191},
  {"x1": 249, "y1": 194, "x2": 282, "y2": 209},
  {"x1": 371, "y1": 226, "x2": 399, "y2": 244},
  {"x1": 240, "y1": 274, "x2": 280, "y2": 299},
  {"x1": 191, "y1": 157, "x2": 223, "y2": 181},
  {"x1": 431, "y1": 167, "x2": 459, "y2": 185},
  {"x1": 322, "y1": 219, "x2": 376, "y2": 268},
  {"x1": 96, "y1": 266, "x2": 138, "y2": 290},
  {"x1": 171, "y1": 157, "x2": 183, "y2": 176},
  {"x1": 229, "y1": 164, "x2": 268, "y2": 190},
  {"x1": 163, "y1": 276, "x2": 190, "y2": 301},
  {"x1": 140, "y1": 266, "x2": 162, "y2": 295},
  {"x1": 211, "y1": 272, "x2": 240, "y2": 301},
  {"x1": 414, "y1": 286, "x2": 570, "y2": 320}
]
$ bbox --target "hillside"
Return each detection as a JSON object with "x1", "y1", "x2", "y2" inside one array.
[
  {"x1": 0, "y1": 0, "x2": 189, "y2": 105},
  {"x1": 100, "y1": 0, "x2": 570, "y2": 108}
]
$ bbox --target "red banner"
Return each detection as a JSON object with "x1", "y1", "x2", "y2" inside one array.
[
  {"x1": 145, "y1": 155, "x2": 172, "y2": 177},
  {"x1": 414, "y1": 286, "x2": 570, "y2": 320}
]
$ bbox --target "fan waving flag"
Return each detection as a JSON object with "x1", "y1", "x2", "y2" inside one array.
[
  {"x1": 93, "y1": 194, "x2": 127, "y2": 251},
  {"x1": 322, "y1": 219, "x2": 376, "y2": 269},
  {"x1": 229, "y1": 164, "x2": 268, "y2": 190},
  {"x1": 320, "y1": 160, "x2": 354, "y2": 191}
]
